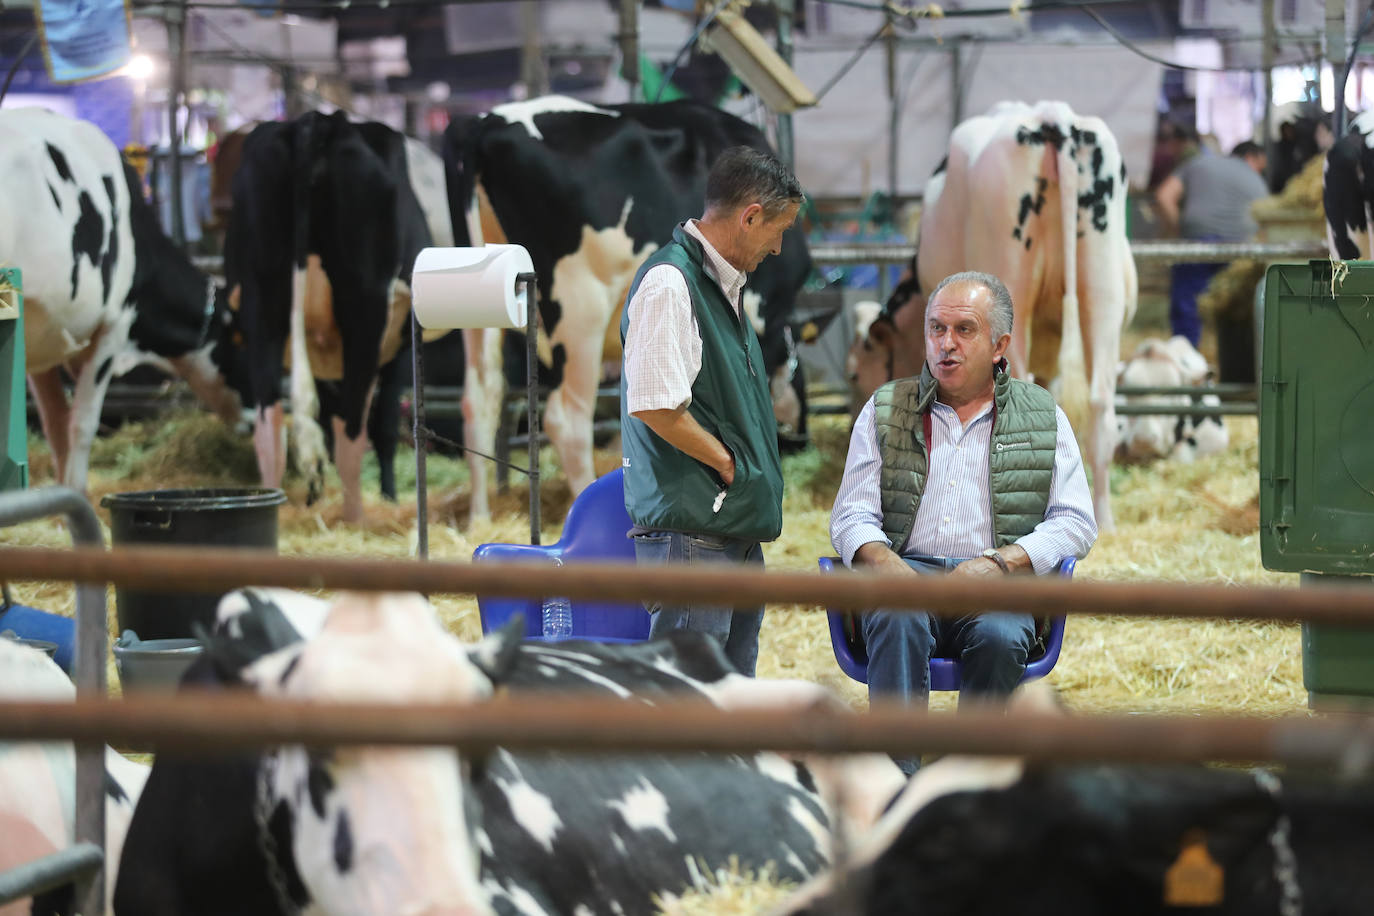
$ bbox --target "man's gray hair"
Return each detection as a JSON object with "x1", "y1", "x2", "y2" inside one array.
[
  {"x1": 928, "y1": 270, "x2": 1014, "y2": 341},
  {"x1": 705, "y1": 146, "x2": 805, "y2": 219}
]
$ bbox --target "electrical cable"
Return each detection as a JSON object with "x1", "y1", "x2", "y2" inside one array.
[
  {"x1": 0, "y1": 32, "x2": 37, "y2": 107},
  {"x1": 654, "y1": 0, "x2": 733, "y2": 104},
  {"x1": 1079, "y1": 6, "x2": 1229, "y2": 71},
  {"x1": 814, "y1": 20, "x2": 891, "y2": 102}
]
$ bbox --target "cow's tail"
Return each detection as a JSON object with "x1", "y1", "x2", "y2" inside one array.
[
  {"x1": 1055, "y1": 125, "x2": 1090, "y2": 434},
  {"x1": 441, "y1": 114, "x2": 484, "y2": 247}
]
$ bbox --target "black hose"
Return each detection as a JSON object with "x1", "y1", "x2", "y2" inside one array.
[{"x1": 0, "y1": 33, "x2": 38, "y2": 108}]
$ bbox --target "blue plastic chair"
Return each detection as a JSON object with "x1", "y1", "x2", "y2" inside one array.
[
  {"x1": 820, "y1": 555, "x2": 1073, "y2": 690},
  {"x1": 473, "y1": 467, "x2": 650, "y2": 643}
]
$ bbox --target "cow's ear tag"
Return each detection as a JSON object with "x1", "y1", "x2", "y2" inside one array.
[{"x1": 1163, "y1": 828, "x2": 1224, "y2": 907}]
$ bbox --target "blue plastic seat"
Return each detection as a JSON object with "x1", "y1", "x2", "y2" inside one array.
[
  {"x1": 474, "y1": 467, "x2": 650, "y2": 642},
  {"x1": 820, "y1": 555, "x2": 1073, "y2": 690}
]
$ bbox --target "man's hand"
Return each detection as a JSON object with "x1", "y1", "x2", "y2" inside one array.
[
  {"x1": 854, "y1": 541, "x2": 916, "y2": 575},
  {"x1": 952, "y1": 544, "x2": 1033, "y2": 578},
  {"x1": 631, "y1": 407, "x2": 735, "y2": 485},
  {"x1": 720, "y1": 454, "x2": 735, "y2": 487},
  {"x1": 950, "y1": 556, "x2": 1005, "y2": 579}
]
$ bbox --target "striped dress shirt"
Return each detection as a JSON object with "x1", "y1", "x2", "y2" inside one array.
[
  {"x1": 623, "y1": 220, "x2": 745, "y2": 414},
  {"x1": 830, "y1": 396, "x2": 1098, "y2": 574}
]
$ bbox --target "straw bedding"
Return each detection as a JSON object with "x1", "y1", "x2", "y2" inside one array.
[{"x1": 4, "y1": 372, "x2": 1302, "y2": 911}]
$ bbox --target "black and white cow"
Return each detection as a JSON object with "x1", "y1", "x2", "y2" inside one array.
[
  {"x1": 775, "y1": 751, "x2": 1374, "y2": 915},
  {"x1": 115, "y1": 590, "x2": 902, "y2": 916},
  {"x1": 846, "y1": 100, "x2": 1137, "y2": 530},
  {"x1": 0, "y1": 107, "x2": 240, "y2": 490},
  {"x1": 441, "y1": 95, "x2": 813, "y2": 521},
  {"x1": 1, "y1": 638, "x2": 150, "y2": 916},
  {"x1": 215, "y1": 122, "x2": 455, "y2": 504},
  {"x1": 1115, "y1": 335, "x2": 1228, "y2": 464},
  {"x1": 1324, "y1": 109, "x2": 1374, "y2": 261},
  {"x1": 224, "y1": 111, "x2": 432, "y2": 522}
]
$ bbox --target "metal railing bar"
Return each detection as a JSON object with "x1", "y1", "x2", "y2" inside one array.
[
  {"x1": 1115, "y1": 402, "x2": 1257, "y2": 417},
  {"x1": 0, "y1": 488, "x2": 106, "y2": 915},
  {"x1": 0, "y1": 844, "x2": 102, "y2": 907},
  {"x1": 0, "y1": 697, "x2": 1369, "y2": 771},
  {"x1": 0, "y1": 541, "x2": 1371, "y2": 625},
  {"x1": 808, "y1": 239, "x2": 1329, "y2": 266}
]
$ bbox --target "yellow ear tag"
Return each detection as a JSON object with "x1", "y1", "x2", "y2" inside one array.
[{"x1": 1164, "y1": 828, "x2": 1224, "y2": 907}]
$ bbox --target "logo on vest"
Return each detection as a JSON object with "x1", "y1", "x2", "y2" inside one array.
[{"x1": 996, "y1": 440, "x2": 1031, "y2": 451}]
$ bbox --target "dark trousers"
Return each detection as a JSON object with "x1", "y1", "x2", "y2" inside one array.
[{"x1": 861, "y1": 556, "x2": 1035, "y2": 775}]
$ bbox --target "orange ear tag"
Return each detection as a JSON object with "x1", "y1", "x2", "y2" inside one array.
[{"x1": 1163, "y1": 828, "x2": 1224, "y2": 908}]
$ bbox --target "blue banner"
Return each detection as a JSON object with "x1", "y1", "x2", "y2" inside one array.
[{"x1": 35, "y1": 0, "x2": 133, "y2": 84}]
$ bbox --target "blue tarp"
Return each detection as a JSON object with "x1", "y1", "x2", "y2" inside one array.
[{"x1": 35, "y1": 0, "x2": 132, "y2": 84}]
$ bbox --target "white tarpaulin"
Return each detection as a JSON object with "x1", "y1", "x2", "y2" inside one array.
[{"x1": 790, "y1": 41, "x2": 1165, "y2": 198}]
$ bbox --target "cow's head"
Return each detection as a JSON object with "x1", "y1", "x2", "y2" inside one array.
[
  {"x1": 845, "y1": 266, "x2": 927, "y2": 413},
  {"x1": 1114, "y1": 336, "x2": 1212, "y2": 463},
  {"x1": 244, "y1": 592, "x2": 500, "y2": 916}
]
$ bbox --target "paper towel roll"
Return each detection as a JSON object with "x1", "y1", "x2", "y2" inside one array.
[{"x1": 411, "y1": 244, "x2": 535, "y2": 330}]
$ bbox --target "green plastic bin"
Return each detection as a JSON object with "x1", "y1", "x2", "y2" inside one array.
[
  {"x1": 0, "y1": 267, "x2": 26, "y2": 492},
  {"x1": 1260, "y1": 261, "x2": 1374, "y2": 706}
]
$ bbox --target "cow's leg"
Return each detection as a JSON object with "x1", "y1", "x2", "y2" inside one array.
[
  {"x1": 543, "y1": 313, "x2": 602, "y2": 498},
  {"x1": 254, "y1": 404, "x2": 286, "y2": 488},
  {"x1": 460, "y1": 327, "x2": 504, "y2": 523},
  {"x1": 64, "y1": 322, "x2": 128, "y2": 492},
  {"x1": 332, "y1": 383, "x2": 376, "y2": 524},
  {"x1": 288, "y1": 266, "x2": 328, "y2": 505},
  {"x1": 27, "y1": 368, "x2": 70, "y2": 483},
  {"x1": 369, "y1": 355, "x2": 404, "y2": 502},
  {"x1": 238, "y1": 258, "x2": 291, "y2": 493},
  {"x1": 1078, "y1": 239, "x2": 1135, "y2": 533}
]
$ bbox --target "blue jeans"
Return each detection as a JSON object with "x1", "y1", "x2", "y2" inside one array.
[
  {"x1": 1170, "y1": 260, "x2": 1225, "y2": 347},
  {"x1": 631, "y1": 531, "x2": 764, "y2": 676},
  {"x1": 862, "y1": 556, "x2": 1035, "y2": 774}
]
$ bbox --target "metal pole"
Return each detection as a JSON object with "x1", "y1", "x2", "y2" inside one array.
[
  {"x1": 0, "y1": 488, "x2": 106, "y2": 916},
  {"x1": 1327, "y1": 0, "x2": 1346, "y2": 118},
  {"x1": 6, "y1": 695, "x2": 1374, "y2": 770},
  {"x1": 521, "y1": 274, "x2": 541, "y2": 546},
  {"x1": 166, "y1": 0, "x2": 188, "y2": 247},
  {"x1": 411, "y1": 313, "x2": 428, "y2": 560},
  {"x1": 775, "y1": 0, "x2": 796, "y2": 169},
  {"x1": 1261, "y1": 0, "x2": 1275, "y2": 158},
  {"x1": 885, "y1": 15, "x2": 899, "y2": 207},
  {"x1": 0, "y1": 845, "x2": 102, "y2": 908},
  {"x1": 949, "y1": 42, "x2": 963, "y2": 133},
  {"x1": 619, "y1": 0, "x2": 640, "y2": 101},
  {"x1": 8, "y1": 543, "x2": 1374, "y2": 625},
  {"x1": 804, "y1": 238, "x2": 1331, "y2": 266},
  {"x1": 281, "y1": 65, "x2": 306, "y2": 119},
  {"x1": 520, "y1": 1, "x2": 548, "y2": 97}
]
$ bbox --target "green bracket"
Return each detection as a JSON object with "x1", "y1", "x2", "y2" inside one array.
[{"x1": 0, "y1": 267, "x2": 27, "y2": 491}]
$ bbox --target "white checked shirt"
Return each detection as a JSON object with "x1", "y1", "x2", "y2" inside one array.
[
  {"x1": 623, "y1": 220, "x2": 746, "y2": 413},
  {"x1": 829, "y1": 396, "x2": 1098, "y2": 574}
]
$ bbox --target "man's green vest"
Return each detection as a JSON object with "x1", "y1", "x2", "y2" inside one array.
[
  {"x1": 619, "y1": 225, "x2": 784, "y2": 542},
  {"x1": 873, "y1": 364, "x2": 1057, "y2": 552}
]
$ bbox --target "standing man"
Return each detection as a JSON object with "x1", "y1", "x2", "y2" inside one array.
[
  {"x1": 830, "y1": 271, "x2": 1097, "y2": 773},
  {"x1": 1153, "y1": 135, "x2": 1269, "y2": 347},
  {"x1": 620, "y1": 146, "x2": 803, "y2": 676}
]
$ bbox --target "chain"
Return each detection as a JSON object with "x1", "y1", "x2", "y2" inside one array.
[
  {"x1": 1253, "y1": 769, "x2": 1303, "y2": 916},
  {"x1": 254, "y1": 751, "x2": 303, "y2": 916}
]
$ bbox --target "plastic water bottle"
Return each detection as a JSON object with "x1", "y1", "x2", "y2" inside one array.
[{"x1": 541, "y1": 558, "x2": 573, "y2": 640}]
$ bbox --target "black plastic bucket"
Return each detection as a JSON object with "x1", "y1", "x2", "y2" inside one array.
[{"x1": 101, "y1": 488, "x2": 287, "y2": 639}]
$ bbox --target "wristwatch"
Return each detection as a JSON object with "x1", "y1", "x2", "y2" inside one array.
[{"x1": 981, "y1": 548, "x2": 1011, "y2": 574}]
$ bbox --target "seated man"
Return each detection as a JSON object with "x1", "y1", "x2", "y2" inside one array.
[{"x1": 829, "y1": 270, "x2": 1097, "y2": 774}]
